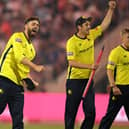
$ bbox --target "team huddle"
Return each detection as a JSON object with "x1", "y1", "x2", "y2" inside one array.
[{"x1": 0, "y1": 0, "x2": 129, "y2": 129}]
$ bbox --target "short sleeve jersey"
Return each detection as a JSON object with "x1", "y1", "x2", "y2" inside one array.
[
  {"x1": 0, "y1": 32, "x2": 36, "y2": 85},
  {"x1": 107, "y1": 45, "x2": 129, "y2": 85},
  {"x1": 66, "y1": 26, "x2": 102, "y2": 79}
]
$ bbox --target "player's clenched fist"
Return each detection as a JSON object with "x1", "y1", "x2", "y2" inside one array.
[
  {"x1": 109, "y1": 0, "x2": 116, "y2": 9},
  {"x1": 34, "y1": 65, "x2": 45, "y2": 72}
]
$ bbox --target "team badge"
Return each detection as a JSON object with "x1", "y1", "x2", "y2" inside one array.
[
  {"x1": 15, "y1": 38, "x2": 22, "y2": 43},
  {"x1": 112, "y1": 96, "x2": 116, "y2": 101},
  {"x1": 0, "y1": 89, "x2": 4, "y2": 94},
  {"x1": 67, "y1": 52, "x2": 73, "y2": 56},
  {"x1": 68, "y1": 89, "x2": 72, "y2": 95}
]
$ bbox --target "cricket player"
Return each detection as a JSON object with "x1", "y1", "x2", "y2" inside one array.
[
  {"x1": 99, "y1": 28, "x2": 129, "y2": 129},
  {"x1": 0, "y1": 16, "x2": 45, "y2": 129},
  {"x1": 65, "y1": 1, "x2": 116, "y2": 129}
]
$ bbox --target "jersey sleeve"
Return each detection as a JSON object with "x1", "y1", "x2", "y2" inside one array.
[
  {"x1": 88, "y1": 25, "x2": 102, "y2": 40},
  {"x1": 66, "y1": 39, "x2": 76, "y2": 60},
  {"x1": 107, "y1": 49, "x2": 118, "y2": 70},
  {"x1": 11, "y1": 33, "x2": 26, "y2": 63}
]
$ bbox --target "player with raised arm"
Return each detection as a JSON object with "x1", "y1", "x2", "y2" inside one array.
[{"x1": 65, "y1": 1, "x2": 116, "y2": 129}]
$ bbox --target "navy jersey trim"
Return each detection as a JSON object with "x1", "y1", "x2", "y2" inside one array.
[
  {"x1": 114, "y1": 66, "x2": 116, "y2": 82},
  {"x1": 23, "y1": 32, "x2": 32, "y2": 44},
  {"x1": 120, "y1": 45, "x2": 129, "y2": 51},
  {"x1": 68, "y1": 66, "x2": 72, "y2": 79},
  {"x1": 0, "y1": 45, "x2": 13, "y2": 71}
]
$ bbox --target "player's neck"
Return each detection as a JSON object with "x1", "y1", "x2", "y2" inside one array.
[
  {"x1": 122, "y1": 43, "x2": 129, "y2": 50},
  {"x1": 24, "y1": 31, "x2": 31, "y2": 43},
  {"x1": 76, "y1": 32, "x2": 87, "y2": 39}
]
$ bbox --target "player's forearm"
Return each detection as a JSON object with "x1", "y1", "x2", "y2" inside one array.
[
  {"x1": 107, "y1": 69, "x2": 115, "y2": 86},
  {"x1": 100, "y1": 7, "x2": 114, "y2": 32},
  {"x1": 21, "y1": 57, "x2": 37, "y2": 70},
  {"x1": 68, "y1": 60, "x2": 92, "y2": 69}
]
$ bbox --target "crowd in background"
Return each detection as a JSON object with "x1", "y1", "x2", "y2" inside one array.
[{"x1": 0, "y1": 0, "x2": 129, "y2": 92}]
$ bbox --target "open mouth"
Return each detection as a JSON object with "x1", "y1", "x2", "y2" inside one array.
[{"x1": 32, "y1": 29, "x2": 37, "y2": 33}]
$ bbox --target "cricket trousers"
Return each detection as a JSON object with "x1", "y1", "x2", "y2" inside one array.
[
  {"x1": 0, "y1": 76, "x2": 24, "y2": 129},
  {"x1": 65, "y1": 79, "x2": 95, "y2": 129},
  {"x1": 99, "y1": 85, "x2": 129, "y2": 129}
]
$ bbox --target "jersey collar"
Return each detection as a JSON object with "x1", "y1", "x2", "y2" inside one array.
[
  {"x1": 121, "y1": 45, "x2": 129, "y2": 51},
  {"x1": 75, "y1": 33, "x2": 87, "y2": 39},
  {"x1": 23, "y1": 32, "x2": 32, "y2": 44}
]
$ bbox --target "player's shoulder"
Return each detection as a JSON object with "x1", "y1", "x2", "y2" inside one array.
[
  {"x1": 90, "y1": 25, "x2": 102, "y2": 31},
  {"x1": 11, "y1": 32, "x2": 24, "y2": 43},
  {"x1": 12, "y1": 32, "x2": 23, "y2": 37},
  {"x1": 67, "y1": 34, "x2": 74, "y2": 44},
  {"x1": 112, "y1": 45, "x2": 121, "y2": 51},
  {"x1": 110, "y1": 45, "x2": 121, "y2": 55},
  {"x1": 68, "y1": 34, "x2": 75, "y2": 40},
  {"x1": 67, "y1": 34, "x2": 78, "y2": 43}
]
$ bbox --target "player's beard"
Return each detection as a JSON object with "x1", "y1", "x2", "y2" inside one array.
[
  {"x1": 85, "y1": 28, "x2": 90, "y2": 35},
  {"x1": 27, "y1": 28, "x2": 38, "y2": 39}
]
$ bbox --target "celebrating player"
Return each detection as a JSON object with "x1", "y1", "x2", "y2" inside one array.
[
  {"x1": 98, "y1": 28, "x2": 129, "y2": 129},
  {"x1": 0, "y1": 16, "x2": 45, "y2": 129},
  {"x1": 65, "y1": 1, "x2": 116, "y2": 129}
]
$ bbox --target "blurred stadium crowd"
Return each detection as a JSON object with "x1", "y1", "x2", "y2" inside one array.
[{"x1": 0, "y1": 0, "x2": 129, "y2": 92}]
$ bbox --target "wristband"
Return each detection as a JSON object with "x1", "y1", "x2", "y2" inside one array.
[{"x1": 23, "y1": 78, "x2": 36, "y2": 91}]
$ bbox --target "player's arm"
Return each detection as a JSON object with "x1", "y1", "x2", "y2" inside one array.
[
  {"x1": 107, "y1": 68, "x2": 122, "y2": 95},
  {"x1": 67, "y1": 40, "x2": 98, "y2": 70},
  {"x1": 21, "y1": 57, "x2": 45, "y2": 72},
  {"x1": 12, "y1": 35, "x2": 45, "y2": 72},
  {"x1": 107, "y1": 49, "x2": 117, "y2": 87},
  {"x1": 107, "y1": 49, "x2": 122, "y2": 95},
  {"x1": 107, "y1": 69, "x2": 115, "y2": 86},
  {"x1": 68, "y1": 60, "x2": 98, "y2": 70},
  {"x1": 100, "y1": 0, "x2": 116, "y2": 32}
]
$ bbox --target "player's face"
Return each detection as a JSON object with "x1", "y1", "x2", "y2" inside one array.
[
  {"x1": 81, "y1": 21, "x2": 91, "y2": 35},
  {"x1": 122, "y1": 31, "x2": 129, "y2": 48},
  {"x1": 123, "y1": 32, "x2": 129, "y2": 43},
  {"x1": 26, "y1": 20, "x2": 40, "y2": 38}
]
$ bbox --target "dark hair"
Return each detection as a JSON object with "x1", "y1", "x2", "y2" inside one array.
[
  {"x1": 121, "y1": 28, "x2": 129, "y2": 35},
  {"x1": 75, "y1": 16, "x2": 92, "y2": 27},
  {"x1": 24, "y1": 16, "x2": 40, "y2": 24}
]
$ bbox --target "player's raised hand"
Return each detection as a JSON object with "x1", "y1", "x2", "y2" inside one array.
[{"x1": 109, "y1": 0, "x2": 116, "y2": 9}]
